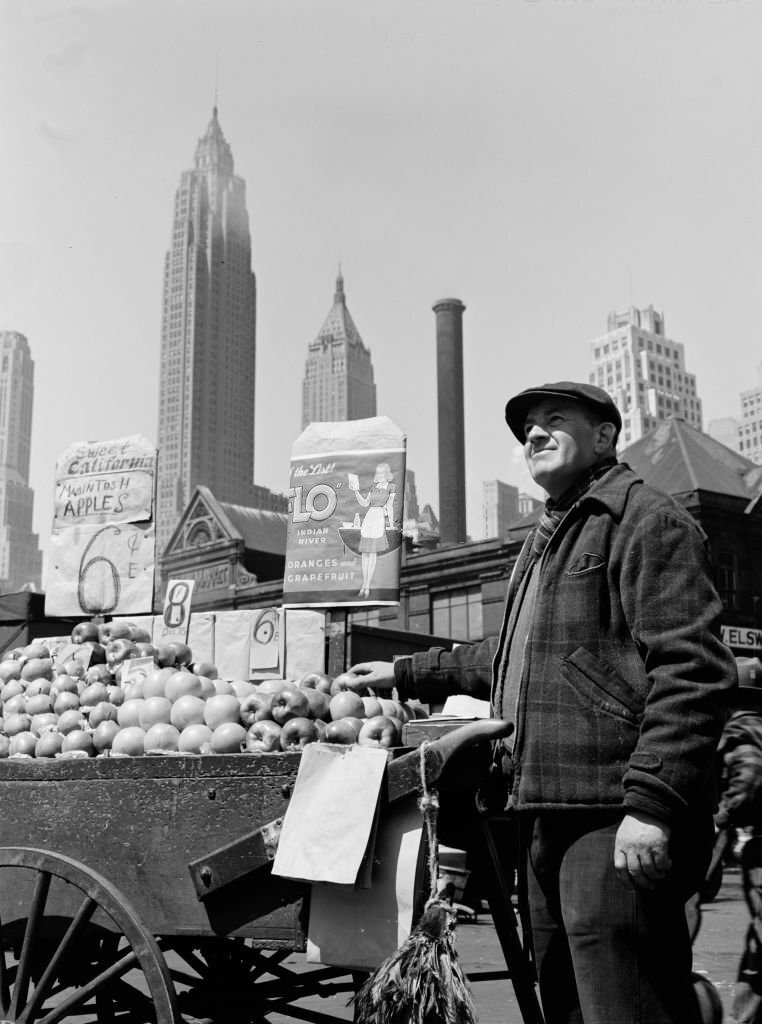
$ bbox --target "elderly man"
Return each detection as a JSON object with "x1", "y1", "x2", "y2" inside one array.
[{"x1": 346, "y1": 381, "x2": 736, "y2": 1024}]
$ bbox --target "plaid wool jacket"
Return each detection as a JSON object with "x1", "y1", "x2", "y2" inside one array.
[{"x1": 394, "y1": 463, "x2": 737, "y2": 825}]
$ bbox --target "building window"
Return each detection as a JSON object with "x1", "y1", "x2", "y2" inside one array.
[
  {"x1": 431, "y1": 587, "x2": 483, "y2": 641},
  {"x1": 716, "y1": 550, "x2": 738, "y2": 611}
]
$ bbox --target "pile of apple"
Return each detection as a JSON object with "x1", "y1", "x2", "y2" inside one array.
[{"x1": 0, "y1": 618, "x2": 420, "y2": 760}]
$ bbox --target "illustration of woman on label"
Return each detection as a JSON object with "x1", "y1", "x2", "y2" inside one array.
[{"x1": 350, "y1": 462, "x2": 396, "y2": 599}]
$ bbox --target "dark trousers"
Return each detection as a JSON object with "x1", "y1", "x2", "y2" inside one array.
[{"x1": 526, "y1": 812, "x2": 704, "y2": 1024}]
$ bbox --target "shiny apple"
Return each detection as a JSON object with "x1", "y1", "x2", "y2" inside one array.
[
  {"x1": 324, "y1": 717, "x2": 363, "y2": 744},
  {"x1": 239, "y1": 692, "x2": 273, "y2": 726},
  {"x1": 270, "y1": 686, "x2": 310, "y2": 725},
  {"x1": 299, "y1": 671, "x2": 333, "y2": 693},
  {"x1": 245, "y1": 720, "x2": 282, "y2": 753},
  {"x1": 358, "y1": 715, "x2": 401, "y2": 749},
  {"x1": 301, "y1": 688, "x2": 331, "y2": 722},
  {"x1": 328, "y1": 691, "x2": 366, "y2": 722},
  {"x1": 280, "y1": 717, "x2": 319, "y2": 751},
  {"x1": 71, "y1": 621, "x2": 100, "y2": 645}
]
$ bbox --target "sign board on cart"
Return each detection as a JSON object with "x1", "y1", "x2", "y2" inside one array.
[
  {"x1": 282, "y1": 416, "x2": 406, "y2": 607},
  {"x1": 44, "y1": 435, "x2": 158, "y2": 617},
  {"x1": 722, "y1": 624, "x2": 762, "y2": 652}
]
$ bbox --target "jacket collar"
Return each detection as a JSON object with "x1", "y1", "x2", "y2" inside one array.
[{"x1": 574, "y1": 462, "x2": 641, "y2": 521}]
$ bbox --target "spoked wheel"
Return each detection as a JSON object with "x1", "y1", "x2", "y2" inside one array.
[
  {"x1": 0, "y1": 847, "x2": 178, "y2": 1024},
  {"x1": 165, "y1": 937, "x2": 358, "y2": 1023}
]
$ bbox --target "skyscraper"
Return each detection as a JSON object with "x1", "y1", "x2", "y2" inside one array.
[
  {"x1": 0, "y1": 332, "x2": 42, "y2": 591},
  {"x1": 301, "y1": 272, "x2": 377, "y2": 428},
  {"x1": 737, "y1": 364, "x2": 762, "y2": 464},
  {"x1": 588, "y1": 305, "x2": 702, "y2": 446},
  {"x1": 482, "y1": 479, "x2": 519, "y2": 539},
  {"x1": 156, "y1": 107, "x2": 258, "y2": 558}
]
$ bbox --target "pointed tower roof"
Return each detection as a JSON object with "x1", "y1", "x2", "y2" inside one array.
[
  {"x1": 194, "y1": 106, "x2": 234, "y2": 175},
  {"x1": 313, "y1": 270, "x2": 365, "y2": 349}
]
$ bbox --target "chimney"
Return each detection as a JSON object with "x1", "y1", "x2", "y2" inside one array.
[{"x1": 432, "y1": 298, "x2": 467, "y2": 545}]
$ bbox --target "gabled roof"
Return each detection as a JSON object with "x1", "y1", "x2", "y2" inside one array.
[
  {"x1": 621, "y1": 417, "x2": 762, "y2": 502},
  {"x1": 164, "y1": 485, "x2": 287, "y2": 558},
  {"x1": 311, "y1": 271, "x2": 365, "y2": 350},
  {"x1": 217, "y1": 499, "x2": 288, "y2": 555}
]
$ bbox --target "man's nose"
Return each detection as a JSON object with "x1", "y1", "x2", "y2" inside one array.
[{"x1": 525, "y1": 423, "x2": 548, "y2": 443}]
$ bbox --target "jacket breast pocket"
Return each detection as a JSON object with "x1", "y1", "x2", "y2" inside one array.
[
  {"x1": 565, "y1": 551, "x2": 607, "y2": 577},
  {"x1": 560, "y1": 646, "x2": 642, "y2": 724}
]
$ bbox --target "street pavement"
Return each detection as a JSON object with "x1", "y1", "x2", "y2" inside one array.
[{"x1": 273, "y1": 866, "x2": 750, "y2": 1023}]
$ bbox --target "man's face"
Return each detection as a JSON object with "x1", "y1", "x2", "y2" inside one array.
[{"x1": 522, "y1": 399, "x2": 605, "y2": 500}]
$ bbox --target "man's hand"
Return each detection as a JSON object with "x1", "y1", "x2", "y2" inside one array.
[
  {"x1": 343, "y1": 661, "x2": 396, "y2": 692},
  {"x1": 613, "y1": 812, "x2": 672, "y2": 890}
]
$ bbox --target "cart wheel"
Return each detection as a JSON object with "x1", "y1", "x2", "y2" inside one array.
[
  {"x1": 165, "y1": 937, "x2": 356, "y2": 1023},
  {"x1": 0, "y1": 846, "x2": 178, "y2": 1024}
]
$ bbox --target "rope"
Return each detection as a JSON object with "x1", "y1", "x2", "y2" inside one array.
[{"x1": 418, "y1": 741, "x2": 441, "y2": 905}]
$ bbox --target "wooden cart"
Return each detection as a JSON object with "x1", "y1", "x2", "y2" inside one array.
[{"x1": 0, "y1": 725, "x2": 543, "y2": 1024}]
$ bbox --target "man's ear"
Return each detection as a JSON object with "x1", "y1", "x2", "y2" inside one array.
[{"x1": 595, "y1": 422, "x2": 617, "y2": 452}]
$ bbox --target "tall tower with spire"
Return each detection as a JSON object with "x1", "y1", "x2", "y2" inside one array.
[
  {"x1": 301, "y1": 271, "x2": 377, "y2": 427},
  {"x1": 156, "y1": 107, "x2": 258, "y2": 559}
]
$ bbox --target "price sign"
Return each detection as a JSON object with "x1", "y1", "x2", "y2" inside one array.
[
  {"x1": 156, "y1": 579, "x2": 195, "y2": 644},
  {"x1": 44, "y1": 435, "x2": 158, "y2": 617}
]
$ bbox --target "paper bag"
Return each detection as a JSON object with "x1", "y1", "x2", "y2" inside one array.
[
  {"x1": 272, "y1": 744, "x2": 388, "y2": 885},
  {"x1": 284, "y1": 609, "x2": 325, "y2": 679},
  {"x1": 307, "y1": 797, "x2": 424, "y2": 970}
]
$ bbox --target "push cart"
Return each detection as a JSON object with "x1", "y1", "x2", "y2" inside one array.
[{"x1": 0, "y1": 721, "x2": 543, "y2": 1024}]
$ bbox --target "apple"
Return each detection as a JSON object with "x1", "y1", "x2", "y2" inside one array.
[
  {"x1": 324, "y1": 717, "x2": 363, "y2": 744},
  {"x1": 85, "y1": 663, "x2": 112, "y2": 685},
  {"x1": 270, "y1": 686, "x2": 310, "y2": 725},
  {"x1": 57, "y1": 709, "x2": 87, "y2": 735},
  {"x1": 362, "y1": 696, "x2": 384, "y2": 719},
  {"x1": 36, "y1": 731, "x2": 64, "y2": 758},
  {"x1": 170, "y1": 694, "x2": 207, "y2": 731},
  {"x1": 53, "y1": 691, "x2": 81, "y2": 715},
  {"x1": 358, "y1": 715, "x2": 402, "y2": 749},
  {"x1": 192, "y1": 660, "x2": 218, "y2": 679},
  {"x1": 61, "y1": 729, "x2": 95, "y2": 757},
  {"x1": 280, "y1": 717, "x2": 319, "y2": 751},
  {"x1": 25, "y1": 694, "x2": 53, "y2": 717},
  {"x1": 134, "y1": 642, "x2": 159, "y2": 660},
  {"x1": 299, "y1": 671, "x2": 333, "y2": 693},
  {"x1": 210, "y1": 721, "x2": 246, "y2": 754},
  {"x1": 89, "y1": 701, "x2": 119, "y2": 728},
  {"x1": 330, "y1": 672, "x2": 359, "y2": 695},
  {"x1": 22, "y1": 642, "x2": 51, "y2": 661},
  {"x1": 203, "y1": 694, "x2": 242, "y2": 730},
  {"x1": 139, "y1": 697, "x2": 172, "y2": 729},
  {"x1": 92, "y1": 719, "x2": 120, "y2": 753},
  {"x1": 106, "y1": 685, "x2": 125, "y2": 706},
  {"x1": 2, "y1": 695, "x2": 26, "y2": 717},
  {"x1": 212, "y1": 678, "x2": 234, "y2": 696},
  {"x1": 178, "y1": 723, "x2": 213, "y2": 754},
  {"x1": 144, "y1": 722, "x2": 180, "y2": 753},
  {"x1": 30, "y1": 713, "x2": 58, "y2": 735},
  {"x1": 142, "y1": 667, "x2": 175, "y2": 699},
  {"x1": 165, "y1": 671, "x2": 203, "y2": 703},
  {"x1": 106, "y1": 639, "x2": 138, "y2": 670},
  {"x1": 239, "y1": 692, "x2": 273, "y2": 727},
  {"x1": 328, "y1": 691, "x2": 366, "y2": 722},
  {"x1": 0, "y1": 661, "x2": 21, "y2": 683},
  {"x1": 21, "y1": 658, "x2": 54, "y2": 683},
  {"x1": 60, "y1": 659, "x2": 86, "y2": 679},
  {"x1": 301, "y1": 688, "x2": 331, "y2": 722},
  {"x1": 378, "y1": 698, "x2": 403, "y2": 720},
  {"x1": 26, "y1": 679, "x2": 52, "y2": 697},
  {"x1": 71, "y1": 621, "x2": 100, "y2": 645},
  {"x1": 117, "y1": 699, "x2": 145, "y2": 728},
  {"x1": 1, "y1": 681, "x2": 24, "y2": 701},
  {"x1": 245, "y1": 720, "x2": 282, "y2": 753},
  {"x1": 111, "y1": 726, "x2": 146, "y2": 757},
  {"x1": 10, "y1": 732, "x2": 37, "y2": 757},
  {"x1": 129, "y1": 626, "x2": 153, "y2": 644}
]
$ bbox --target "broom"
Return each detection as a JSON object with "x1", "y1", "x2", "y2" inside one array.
[{"x1": 352, "y1": 741, "x2": 479, "y2": 1024}]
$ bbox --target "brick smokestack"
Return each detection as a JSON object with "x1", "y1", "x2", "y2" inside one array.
[{"x1": 433, "y1": 298, "x2": 467, "y2": 545}]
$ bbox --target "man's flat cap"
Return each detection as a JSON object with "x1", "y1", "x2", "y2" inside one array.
[{"x1": 505, "y1": 381, "x2": 622, "y2": 443}]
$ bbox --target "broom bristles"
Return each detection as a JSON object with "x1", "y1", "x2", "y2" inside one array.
[{"x1": 352, "y1": 902, "x2": 478, "y2": 1024}]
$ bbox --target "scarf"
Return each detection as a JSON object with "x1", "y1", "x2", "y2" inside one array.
[{"x1": 531, "y1": 457, "x2": 617, "y2": 559}]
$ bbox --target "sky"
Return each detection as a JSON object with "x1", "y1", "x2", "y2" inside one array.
[{"x1": 1, "y1": 0, "x2": 761, "y2": 577}]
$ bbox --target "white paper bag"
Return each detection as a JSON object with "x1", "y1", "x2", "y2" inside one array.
[{"x1": 272, "y1": 744, "x2": 388, "y2": 885}]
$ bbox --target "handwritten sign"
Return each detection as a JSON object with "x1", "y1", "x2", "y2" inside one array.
[
  {"x1": 44, "y1": 435, "x2": 158, "y2": 617},
  {"x1": 283, "y1": 417, "x2": 406, "y2": 607},
  {"x1": 155, "y1": 579, "x2": 195, "y2": 645},
  {"x1": 53, "y1": 435, "x2": 156, "y2": 528}
]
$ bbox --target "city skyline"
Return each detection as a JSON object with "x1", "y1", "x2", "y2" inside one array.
[{"x1": 2, "y1": 1, "x2": 761, "y2": 576}]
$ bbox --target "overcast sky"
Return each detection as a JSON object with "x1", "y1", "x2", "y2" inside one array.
[{"x1": 2, "y1": 0, "x2": 761, "y2": 573}]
